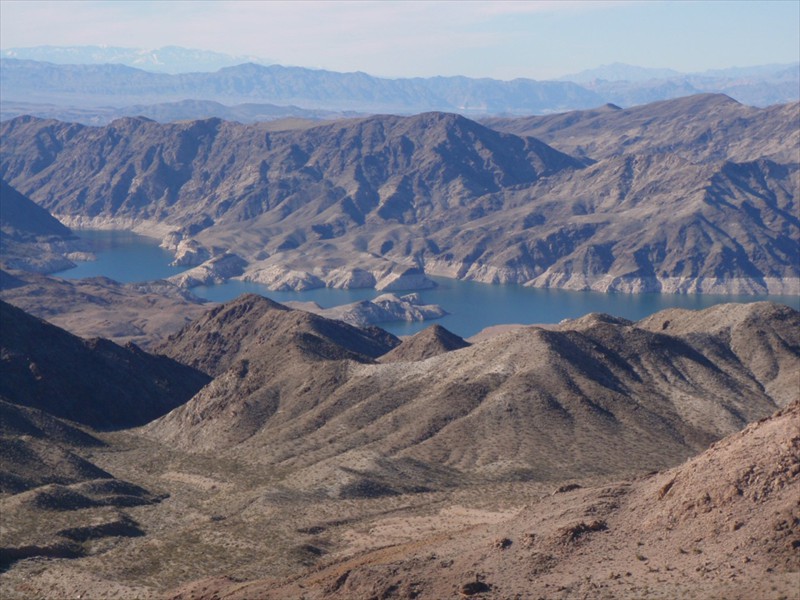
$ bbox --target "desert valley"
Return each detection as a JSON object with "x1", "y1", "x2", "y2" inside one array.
[{"x1": 0, "y1": 26, "x2": 799, "y2": 600}]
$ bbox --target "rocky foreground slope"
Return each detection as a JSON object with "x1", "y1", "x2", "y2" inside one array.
[
  {"x1": 1, "y1": 94, "x2": 797, "y2": 294},
  {"x1": 170, "y1": 401, "x2": 800, "y2": 600},
  {"x1": 0, "y1": 298, "x2": 797, "y2": 599}
]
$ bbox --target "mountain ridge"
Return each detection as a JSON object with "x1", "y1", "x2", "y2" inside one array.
[
  {"x1": 0, "y1": 298, "x2": 797, "y2": 598},
  {"x1": 1, "y1": 53, "x2": 796, "y2": 116},
  {"x1": 145, "y1": 296, "x2": 799, "y2": 493},
  {"x1": 1, "y1": 98, "x2": 797, "y2": 295}
]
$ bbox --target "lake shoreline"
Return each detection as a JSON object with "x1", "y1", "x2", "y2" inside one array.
[{"x1": 50, "y1": 229, "x2": 800, "y2": 338}]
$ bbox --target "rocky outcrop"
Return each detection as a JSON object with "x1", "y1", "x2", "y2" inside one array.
[
  {"x1": 287, "y1": 293, "x2": 446, "y2": 328},
  {"x1": 242, "y1": 266, "x2": 325, "y2": 291},
  {"x1": 170, "y1": 239, "x2": 211, "y2": 267},
  {"x1": 323, "y1": 268, "x2": 377, "y2": 290},
  {"x1": 375, "y1": 267, "x2": 436, "y2": 291},
  {"x1": 240, "y1": 264, "x2": 440, "y2": 292},
  {"x1": 168, "y1": 253, "x2": 247, "y2": 288}
]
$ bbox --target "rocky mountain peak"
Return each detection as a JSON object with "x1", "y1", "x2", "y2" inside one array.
[
  {"x1": 157, "y1": 293, "x2": 399, "y2": 377},
  {"x1": 381, "y1": 323, "x2": 470, "y2": 362}
]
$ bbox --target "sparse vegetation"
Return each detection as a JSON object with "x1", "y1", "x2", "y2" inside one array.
[{"x1": 1, "y1": 275, "x2": 798, "y2": 600}]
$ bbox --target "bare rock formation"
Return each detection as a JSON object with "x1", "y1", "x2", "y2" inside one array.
[{"x1": 289, "y1": 293, "x2": 447, "y2": 328}]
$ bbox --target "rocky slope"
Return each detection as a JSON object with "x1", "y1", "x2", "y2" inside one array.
[
  {"x1": 0, "y1": 179, "x2": 71, "y2": 239},
  {"x1": 380, "y1": 323, "x2": 470, "y2": 362},
  {"x1": 0, "y1": 300, "x2": 191, "y2": 572},
  {"x1": 0, "y1": 300, "x2": 797, "y2": 600},
  {"x1": 0, "y1": 396, "x2": 169, "y2": 575},
  {"x1": 148, "y1": 294, "x2": 400, "y2": 451},
  {"x1": 0, "y1": 111, "x2": 578, "y2": 227},
  {"x1": 175, "y1": 401, "x2": 799, "y2": 600},
  {"x1": 482, "y1": 93, "x2": 800, "y2": 164},
  {"x1": 1, "y1": 96, "x2": 797, "y2": 294},
  {"x1": 0, "y1": 299, "x2": 210, "y2": 429}
]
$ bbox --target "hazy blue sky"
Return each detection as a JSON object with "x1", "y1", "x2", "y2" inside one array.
[{"x1": 1, "y1": 0, "x2": 798, "y2": 79}]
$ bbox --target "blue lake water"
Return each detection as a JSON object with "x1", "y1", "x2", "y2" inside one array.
[
  {"x1": 53, "y1": 230, "x2": 187, "y2": 282},
  {"x1": 54, "y1": 230, "x2": 800, "y2": 338}
]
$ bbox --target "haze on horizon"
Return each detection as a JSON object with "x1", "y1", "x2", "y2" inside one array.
[{"x1": 1, "y1": 0, "x2": 798, "y2": 80}]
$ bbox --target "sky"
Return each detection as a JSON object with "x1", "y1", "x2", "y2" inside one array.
[{"x1": 1, "y1": 0, "x2": 798, "y2": 80}]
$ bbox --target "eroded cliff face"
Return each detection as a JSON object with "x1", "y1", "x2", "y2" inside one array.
[{"x1": 1, "y1": 96, "x2": 797, "y2": 294}]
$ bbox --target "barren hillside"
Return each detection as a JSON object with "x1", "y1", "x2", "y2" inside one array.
[
  {"x1": 1, "y1": 96, "x2": 797, "y2": 294},
  {"x1": 146, "y1": 298, "x2": 798, "y2": 494},
  {"x1": 0, "y1": 300, "x2": 797, "y2": 600},
  {"x1": 167, "y1": 401, "x2": 800, "y2": 600}
]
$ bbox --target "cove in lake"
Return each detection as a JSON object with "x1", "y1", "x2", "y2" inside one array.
[
  {"x1": 54, "y1": 230, "x2": 187, "y2": 282},
  {"x1": 54, "y1": 230, "x2": 800, "y2": 339}
]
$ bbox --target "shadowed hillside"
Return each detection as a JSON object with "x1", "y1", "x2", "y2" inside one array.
[{"x1": 0, "y1": 300, "x2": 210, "y2": 429}]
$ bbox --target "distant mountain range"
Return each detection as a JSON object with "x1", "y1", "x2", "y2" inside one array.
[
  {"x1": 0, "y1": 58, "x2": 603, "y2": 116},
  {"x1": 1, "y1": 94, "x2": 797, "y2": 295},
  {"x1": 560, "y1": 62, "x2": 684, "y2": 82},
  {"x1": 0, "y1": 50, "x2": 797, "y2": 121},
  {"x1": 560, "y1": 61, "x2": 798, "y2": 83},
  {"x1": 1, "y1": 45, "x2": 273, "y2": 73}
]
